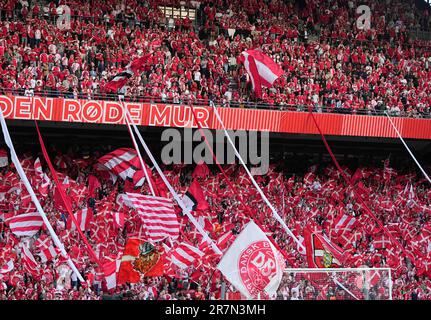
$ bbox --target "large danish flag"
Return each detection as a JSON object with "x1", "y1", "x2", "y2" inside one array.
[{"x1": 240, "y1": 50, "x2": 284, "y2": 98}]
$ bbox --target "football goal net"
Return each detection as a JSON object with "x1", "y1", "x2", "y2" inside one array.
[{"x1": 277, "y1": 268, "x2": 392, "y2": 300}]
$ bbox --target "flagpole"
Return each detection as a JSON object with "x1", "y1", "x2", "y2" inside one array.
[
  {"x1": 210, "y1": 104, "x2": 305, "y2": 251},
  {"x1": 187, "y1": 102, "x2": 294, "y2": 260},
  {"x1": 0, "y1": 109, "x2": 85, "y2": 282},
  {"x1": 121, "y1": 105, "x2": 222, "y2": 255},
  {"x1": 282, "y1": 179, "x2": 285, "y2": 219},
  {"x1": 384, "y1": 111, "x2": 431, "y2": 184},
  {"x1": 309, "y1": 110, "x2": 418, "y2": 265},
  {"x1": 119, "y1": 97, "x2": 156, "y2": 196},
  {"x1": 35, "y1": 121, "x2": 102, "y2": 267}
]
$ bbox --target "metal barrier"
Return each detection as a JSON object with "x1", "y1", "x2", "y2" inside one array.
[{"x1": 1, "y1": 88, "x2": 430, "y2": 119}]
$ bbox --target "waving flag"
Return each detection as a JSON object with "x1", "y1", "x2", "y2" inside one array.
[
  {"x1": 124, "y1": 193, "x2": 180, "y2": 243},
  {"x1": 97, "y1": 148, "x2": 148, "y2": 186},
  {"x1": 217, "y1": 221, "x2": 285, "y2": 299},
  {"x1": 105, "y1": 54, "x2": 151, "y2": 92},
  {"x1": 304, "y1": 228, "x2": 346, "y2": 268},
  {"x1": 35, "y1": 235, "x2": 59, "y2": 263},
  {"x1": 66, "y1": 208, "x2": 93, "y2": 232},
  {"x1": 372, "y1": 233, "x2": 392, "y2": 250},
  {"x1": 21, "y1": 245, "x2": 39, "y2": 277},
  {"x1": 167, "y1": 242, "x2": 204, "y2": 270},
  {"x1": 54, "y1": 154, "x2": 67, "y2": 169},
  {"x1": 111, "y1": 211, "x2": 125, "y2": 229},
  {"x1": 105, "y1": 70, "x2": 134, "y2": 92},
  {"x1": 117, "y1": 239, "x2": 163, "y2": 284},
  {"x1": 182, "y1": 180, "x2": 209, "y2": 212},
  {"x1": 34, "y1": 158, "x2": 43, "y2": 178},
  {"x1": 33, "y1": 158, "x2": 51, "y2": 198},
  {"x1": 6, "y1": 212, "x2": 43, "y2": 237},
  {"x1": 0, "y1": 260, "x2": 14, "y2": 274},
  {"x1": 103, "y1": 260, "x2": 121, "y2": 290},
  {"x1": 331, "y1": 214, "x2": 357, "y2": 237},
  {"x1": 240, "y1": 50, "x2": 284, "y2": 98},
  {"x1": 88, "y1": 175, "x2": 101, "y2": 198}
]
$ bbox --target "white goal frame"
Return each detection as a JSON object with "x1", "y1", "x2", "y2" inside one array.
[{"x1": 283, "y1": 268, "x2": 392, "y2": 300}]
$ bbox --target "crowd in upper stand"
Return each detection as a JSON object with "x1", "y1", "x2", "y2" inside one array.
[{"x1": 0, "y1": 0, "x2": 430, "y2": 116}]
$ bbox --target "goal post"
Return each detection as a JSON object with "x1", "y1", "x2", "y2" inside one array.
[{"x1": 277, "y1": 268, "x2": 392, "y2": 300}]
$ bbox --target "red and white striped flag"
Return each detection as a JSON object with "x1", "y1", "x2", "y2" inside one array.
[
  {"x1": 66, "y1": 208, "x2": 93, "y2": 232},
  {"x1": 97, "y1": 148, "x2": 144, "y2": 185},
  {"x1": 6, "y1": 212, "x2": 43, "y2": 237},
  {"x1": 167, "y1": 242, "x2": 204, "y2": 270},
  {"x1": 240, "y1": 50, "x2": 284, "y2": 98},
  {"x1": 124, "y1": 193, "x2": 180, "y2": 243}
]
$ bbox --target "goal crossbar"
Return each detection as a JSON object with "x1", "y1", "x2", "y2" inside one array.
[{"x1": 283, "y1": 268, "x2": 392, "y2": 300}]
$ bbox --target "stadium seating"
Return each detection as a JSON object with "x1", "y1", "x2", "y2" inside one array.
[
  {"x1": 1, "y1": 0, "x2": 431, "y2": 300},
  {"x1": 0, "y1": 0, "x2": 429, "y2": 116}
]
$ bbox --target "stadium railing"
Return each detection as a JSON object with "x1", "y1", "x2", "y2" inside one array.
[{"x1": 1, "y1": 88, "x2": 430, "y2": 119}]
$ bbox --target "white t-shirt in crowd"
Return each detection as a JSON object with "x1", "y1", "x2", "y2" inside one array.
[{"x1": 194, "y1": 71, "x2": 201, "y2": 81}]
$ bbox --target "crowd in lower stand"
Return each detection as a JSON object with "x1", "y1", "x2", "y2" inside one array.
[
  {"x1": 1, "y1": 146, "x2": 431, "y2": 300},
  {"x1": 0, "y1": 0, "x2": 430, "y2": 115}
]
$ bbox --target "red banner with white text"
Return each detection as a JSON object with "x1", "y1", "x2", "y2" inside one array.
[{"x1": 1, "y1": 95, "x2": 431, "y2": 140}]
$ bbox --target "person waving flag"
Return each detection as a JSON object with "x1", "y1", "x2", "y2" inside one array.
[
  {"x1": 105, "y1": 53, "x2": 152, "y2": 92},
  {"x1": 240, "y1": 50, "x2": 284, "y2": 98}
]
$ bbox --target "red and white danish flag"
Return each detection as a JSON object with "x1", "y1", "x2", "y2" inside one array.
[
  {"x1": 0, "y1": 260, "x2": 14, "y2": 274},
  {"x1": 331, "y1": 214, "x2": 357, "y2": 237},
  {"x1": 21, "y1": 245, "x2": 39, "y2": 276},
  {"x1": 240, "y1": 50, "x2": 284, "y2": 98},
  {"x1": 34, "y1": 235, "x2": 59, "y2": 263},
  {"x1": 102, "y1": 260, "x2": 121, "y2": 290},
  {"x1": 217, "y1": 221, "x2": 285, "y2": 300},
  {"x1": 66, "y1": 208, "x2": 93, "y2": 232},
  {"x1": 105, "y1": 54, "x2": 151, "y2": 92}
]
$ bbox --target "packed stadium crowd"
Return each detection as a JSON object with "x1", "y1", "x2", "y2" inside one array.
[
  {"x1": 0, "y1": 0, "x2": 430, "y2": 116},
  {"x1": 1, "y1": 0, "x2": 431, "y2": 302},
  {"x1": 0, "y1": 145, "x2": 431, "y2": 300}
]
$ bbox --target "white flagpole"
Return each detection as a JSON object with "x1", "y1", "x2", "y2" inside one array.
[
  {"x1": 331, "y1": 275, "x2": 360, "y2": 300},
  {"x1": 0, "y1": 109, "x2": 84, "y2": 282},
  {"x1": 119, "y1": 98, "x2": 156, "y2": 196},
  {"x1": 384, "y1": 111, "x2": 431, "y2": 184},
  {"x1": 211, "y1": 105, "x2": 305, "y2": 251},
  {"x1": 122, "y1": 106, "x2": 222, "y2": 255}
]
